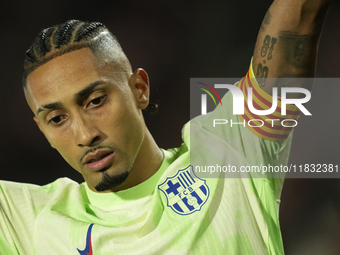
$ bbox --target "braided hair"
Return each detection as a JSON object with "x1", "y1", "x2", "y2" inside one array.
[{"x1": 23, "y1": 20, "x2": 126, "y2": 87}]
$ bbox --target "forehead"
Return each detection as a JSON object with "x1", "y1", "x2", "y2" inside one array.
[{"x1": 26, "y1": 48, "x2": 111, "y2": 112}]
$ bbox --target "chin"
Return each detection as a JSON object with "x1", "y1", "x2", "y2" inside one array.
[{"x1": 94, "y1": 170, "x2": 130, "y2": 192}]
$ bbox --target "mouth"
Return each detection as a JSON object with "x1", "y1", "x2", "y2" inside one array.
[{"x1": 83, "y1": 150, "x2": 114, "y2": 172}]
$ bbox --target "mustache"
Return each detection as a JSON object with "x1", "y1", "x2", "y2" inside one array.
[{"x1": 79, "y1": 145, "x2": 115, "y2": 164}]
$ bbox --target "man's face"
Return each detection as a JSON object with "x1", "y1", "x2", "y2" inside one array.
[{"x1": 25, "y1": 48, "x2": 149, "y2": 192}]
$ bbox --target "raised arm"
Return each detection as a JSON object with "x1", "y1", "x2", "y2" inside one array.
[{"x1": 253, "y1": 0, "x2": 332, "y2": 94}]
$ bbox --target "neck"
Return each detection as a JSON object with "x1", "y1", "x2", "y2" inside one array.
[{"x1": 109, "y1": 129, "x2": 163, "y2": 192}]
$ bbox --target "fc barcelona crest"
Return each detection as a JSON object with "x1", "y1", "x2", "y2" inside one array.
[{"x1": 158, "y1": 165, "x2": 210, "y2": 215}]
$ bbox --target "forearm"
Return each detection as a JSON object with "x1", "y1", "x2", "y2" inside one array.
[{"x1": 252, "y1": 0, "x2": 332, "y2": 94}]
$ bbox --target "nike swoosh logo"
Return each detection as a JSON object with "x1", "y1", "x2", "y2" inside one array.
[{"x1": 77, "y1": 224, "x2": 94, "y2": 255}]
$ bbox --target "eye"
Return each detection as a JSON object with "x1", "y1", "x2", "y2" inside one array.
[
  {"x1": 88, "y1": 95, "x2": 107, "y2": 107},
  {"x1": 48, "y1": 115, "x2": 65, "y2": 125}
]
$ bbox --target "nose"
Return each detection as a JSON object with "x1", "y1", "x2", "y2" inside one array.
[{"x1": 72, "y1": 114, "x2": 101, "y2": 147}]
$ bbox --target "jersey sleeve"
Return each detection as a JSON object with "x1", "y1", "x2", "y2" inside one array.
[
  {"x1": 236, "y1": 60, "x2": 301, "y2": 199},
  {"x1": 187, "y1": 60, "x2": 299, "y2": 254}
]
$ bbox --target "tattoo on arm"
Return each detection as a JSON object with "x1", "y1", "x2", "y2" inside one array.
[
  {"x1": 267, "y1": 37, "x2": 277, "y2": 60},
  {"x1": 253, "y1": 5, "x2": 320, "y2": 90},
  {"x1": 261, "y1": 35, "x2": 277, "y2": 59},
  {"x1": 256, "y1": 63, "x2": 269, "y2": 87},
  {"x1": 256, "y1": 34, "x2": 277, "y2": 87},
  {"x1": 278, "y1": 31, "x2": 317, "y2": 69}
]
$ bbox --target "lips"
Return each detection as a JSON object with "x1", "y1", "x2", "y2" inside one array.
[{"x1": 83, "y1": 149, "x2": 114, "y2": 171}]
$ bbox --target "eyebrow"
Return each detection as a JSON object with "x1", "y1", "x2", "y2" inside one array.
[
  {"x1": 75, "y1": 80, "x2": 106, "y2": 101},
  {"x1": 36, "y1": 80, "x2": 106, "y2": 115},
  {"x1": 37, "y1": 102, "x2": 63, "y2": 115}
]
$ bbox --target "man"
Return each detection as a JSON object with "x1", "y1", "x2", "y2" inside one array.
[{"x1": 0, "y1": 0, "x2": 332, "y2": 254}]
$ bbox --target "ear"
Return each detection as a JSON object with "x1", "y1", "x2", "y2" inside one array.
[
  {"x1": 34, "y1": 116, "x2": 43, "y2": 132},
  {"x1": 129, "y1": 68, "x2": 150, "y2": 110},
  {"x1": 34, "y1": 116, "x2": 55, "y2": 149}
]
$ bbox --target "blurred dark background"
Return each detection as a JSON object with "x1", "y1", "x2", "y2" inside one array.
[{"x1": 0, "y1": 0, "x2": 339, "y2": 254}]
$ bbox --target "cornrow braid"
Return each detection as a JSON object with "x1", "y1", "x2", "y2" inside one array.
[
  {"x1": 38, "y1": 29, "x2": 49, "y2": 56},
  {"x1": 55, "y1": 20, "x2": 81, "y2": 48},
  {"x1": 74, "y1": 22, "x2": 105, "y2": 42},
  {"x1": 23, "y1": 20, "x2": 122, "y2": 87}
]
